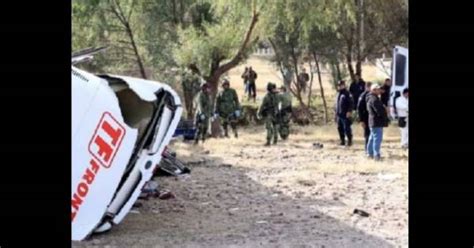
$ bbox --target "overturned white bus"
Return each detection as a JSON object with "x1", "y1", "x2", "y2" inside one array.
[{"x1": 71, "y1": 48, "x2": 183, "y2": 240}]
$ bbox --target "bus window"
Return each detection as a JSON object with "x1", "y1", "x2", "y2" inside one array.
[{"x1": 395, "y1": 54, "x2": 406, "y2": 86}]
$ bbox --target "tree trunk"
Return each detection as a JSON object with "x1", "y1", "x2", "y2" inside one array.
[
  {"x1": 335, "y1": 61, "x2": 342, "y2": 81},
  {"x1": 313, "y1": 52, "x2": 328, "y2": 124},
  {"x1": 125, "y1": 24, "x2": 147, "y2": 79},
  {"x1": 171, "y1": 0, "x2": 178, "y2": 25},
  {"x1": 109, "y1": 0, "x2": 147, "y2": 79},
  {"x1": 356, "y1": 60, "x2": 362, "y2": 78},
  {"x1": 346, "y1": 54, "x2": 355, "y2": 82},
  {"x1": 179, "y1": 0, "x2": 185, "y2": 27},
  {"x1": 290, "y1": 44, "x2": 300, "y2": 95},
  {"x1": 307, "y1": 59, "x2": 314, "y2": 109}
]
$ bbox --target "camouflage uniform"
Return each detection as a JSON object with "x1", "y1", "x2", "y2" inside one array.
[
  {"x1": 215, "y1": 87, "x2": 240, "y2": 138},
  {"x1": 193, "y1": 89, "x2": 212, "y2": 144},
  {"x1": 258, "y1": 83, "x2": 281, "y2": 145},
  {"x1": 182, "y1": 70, "x2": 202, "y2": 117},
  {"x1": 278, "y1": 90, "x2": 292, "y2": 140}
]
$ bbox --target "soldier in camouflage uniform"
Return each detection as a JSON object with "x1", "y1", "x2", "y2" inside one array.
[
  {"x1": 181, "y1": 68, "x2": 202, "y2": 119},
  {"x1": 258, "y1": 82, "x2": 281, "y2": 146},
  {"x1": 193, "y1": 83, "x2": 212, "y2": 144},
  {"x1": 215, "y1": 79, "x2": 241, "y2": 138},
  {"x1": 278, "y1": 85, "x2": 292, "y2": 140}
]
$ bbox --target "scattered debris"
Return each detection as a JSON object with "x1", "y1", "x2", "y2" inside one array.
[
  {"x1": 139, "y1": 181, "x2": 160, "y2": 200},
  {"x1": 297, "y1": 179, "x2": 316, "y2": 187},
  {"x1": 220, "y1": 163, "x2": 233, "y2": 168},
  {"x1": 158, "y1": 190, "x2": 176, "y2": 200},
  {"x1": 143, "y1": 181, "x2": 159, "y2": 193},
  {"x1": 312, "y1": 142, "x2": 324, "y2": 149},
  {"x1": 353, "y1": 209, "x2": 370, "y2": 217},
  {"x1": 132, "y1": 202, "x2": 143, "y2": 208}
]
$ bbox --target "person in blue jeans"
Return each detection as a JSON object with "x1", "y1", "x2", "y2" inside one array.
[
  {"x1": 335, "y1": 80, "x2": 354, "y2": 146},
  {"x1": 366, "y1": 84, "x2": 389, "y2": 160}
]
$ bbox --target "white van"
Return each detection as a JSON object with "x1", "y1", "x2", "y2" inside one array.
[
  {"x1": 389, "y1": 46, "x2": 408, "y2": 118},
  {"x1": 71, "y1": 59, "x2": 182, "y2": 240}
]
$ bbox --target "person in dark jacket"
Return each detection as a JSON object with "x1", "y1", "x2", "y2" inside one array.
[
  {"x1": 380, "y1": 78, "x2": 392, "y2": 108},
  {"x1": 366, "y1": 84, "x2": 389, "y2": 160},
  {"x1": 335, "y1": 80, "x2": 354, "y2": 146},
  {"x1": 297, "y1": 68, "x2": 310, "y2": 94},
  {"x1": 247, "y1": 66, "x2": 258, "y2": 102},
  {"x1": 349, "y1": 73, "x2": 366, "y2": 107},
  {"x1": 357, "y1": 82, "x2": 372, "y2": 149}
]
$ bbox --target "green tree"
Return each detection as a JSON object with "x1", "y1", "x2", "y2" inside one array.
[{"x1": 173, "y1": 0, "x2": 262, "y2": 99}]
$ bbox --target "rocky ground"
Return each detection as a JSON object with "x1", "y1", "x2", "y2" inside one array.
[{"x1": 73, "y1": 124, "x2": 408, "y2": 248}]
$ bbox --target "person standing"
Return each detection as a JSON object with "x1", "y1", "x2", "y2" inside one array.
[
  {"x1": 395, "y1": 88, "x2": 409, "y2": 149},
  {"x1": 215, "y1": 79, "x2": 241, "y2": 138},
  {"x1": 366, "y1": 84, "x2": 389, "y2": 160},
  {"x1": 181, "y1": 67, "x2": 202, "y2": 119},
  {"x1": 349, "y1": 73, "x2": 366, "y2": 108},
  {"x1": 297, "y1": 68, "x2": 310, "y2": 94},
  {"x1": 278, "y1": 85, "x2": 292, "y2": 140},
  {"x1": 335, "y1": 80, "x2": 354, "y2": 146},
  {"x1": 258, "y1": 83, "x2": 280, "y2": 146},
  {"x1": 380, "y1": 78, "x2": 392, "y2": 108},
  {"x1": 247, "y1": 66, "x2": 258, "y2": 102},
  {"x1": 193, "y1": 83, "x2": 212, "y2": 144},
  {"x1": 357, "y1": 82, "x2": 372, "y2": 149},
  {"x1": 241, "y1": 67, "x2": 249, "y2": 95}
]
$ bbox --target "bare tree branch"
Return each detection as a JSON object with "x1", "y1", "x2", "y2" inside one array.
[{"x1": 127, "y1": 0, "x2": 136, "y2": 22}]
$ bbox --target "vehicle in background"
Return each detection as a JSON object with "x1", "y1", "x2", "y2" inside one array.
[{"x1": 389, "y1": 46, "x2": 408, "y2": 119}]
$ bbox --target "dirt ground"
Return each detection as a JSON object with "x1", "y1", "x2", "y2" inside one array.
[{"x1": 72, "y1": 124, "x2": 408, "y2": 248}]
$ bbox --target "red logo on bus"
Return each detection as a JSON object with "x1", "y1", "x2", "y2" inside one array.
[{"x1": 88, "y1": 112, "x2": 126, "y2": 168}]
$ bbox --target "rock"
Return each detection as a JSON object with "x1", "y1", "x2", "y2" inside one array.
[
  {"x1": 311, "y1": 215, "x2": 320, "y2": 219},
  {"x1": 203, "y1": 150, "x2": 210, "y2": 154},
  {"x1": 220, "y1": 163, "x2": 233, "y2": 168}
]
